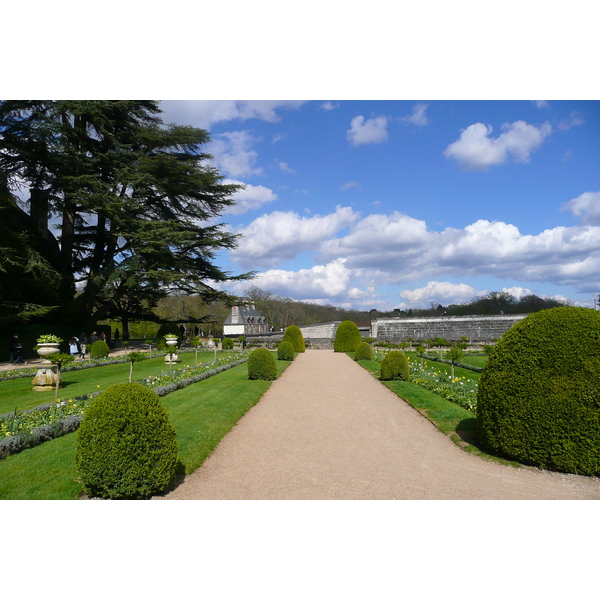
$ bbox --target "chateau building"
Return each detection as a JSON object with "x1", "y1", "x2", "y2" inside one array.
[{"x1": 223, "y1": 305, "x2": 269, "y2": 337}]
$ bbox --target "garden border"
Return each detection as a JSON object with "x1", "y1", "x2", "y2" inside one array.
[{"x1": 0, "y1": 358, "x2": 248, "y2": 460}]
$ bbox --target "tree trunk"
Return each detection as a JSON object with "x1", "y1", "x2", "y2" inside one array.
[{"x1": 121, "y1": 315, "x2": 130, "y2": 341}]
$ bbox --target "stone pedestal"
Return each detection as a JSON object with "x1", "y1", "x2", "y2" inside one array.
[{"x1": 32, "y1": 367, "x2": 59, "y2": 392}]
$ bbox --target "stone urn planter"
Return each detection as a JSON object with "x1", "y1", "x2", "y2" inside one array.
[
  {"x1": 164, "y1": 338, "x2": 180, "y2": 363},
  {"x1": 37, "y1": 343, "x2": 60, "y2": 364},
  {"x1": 33, "y1": 340, "x2": 61, "y2": 391}
]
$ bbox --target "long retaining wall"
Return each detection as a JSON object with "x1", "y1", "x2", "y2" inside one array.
[{"x1": 371, "y1": 314, "x2": 526, "y2": 343}]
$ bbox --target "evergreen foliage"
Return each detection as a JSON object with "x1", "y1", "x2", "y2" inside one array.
[
  {"x1": 75, "y1": 383, "x2": 178, "y2": 499},
  {"x1": 247, "y1": 348, "x2": 277, "y2": 380},
  {"x1": 222, "y1": 338, "x2": 234, "y2": 350},
  {"x1": 380, "y1": 351, "x2": 410, "y2": 381},
  {"x1": 333, "y1": 320, "x2": 362, "y2": 352},
  {"x1": 355, "y1": 341, "x2": 373, "y2": 361},
  {"x1": 89, "y1": 340, "x2": 110, "y2": 359},
  {"x1": 0, "y1": 101, "x2": 251, "y2": 331},
  {"x1": 282, "y1": 325, "x2": 305, "y2": 353},
  {"x1": 277, "y1": 341, "x2": 295, "y2": 361},
  {"x1": 477, "y1": 307, "x2": 600, "y2": 476}
]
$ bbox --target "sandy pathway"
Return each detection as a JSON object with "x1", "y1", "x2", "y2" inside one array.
[{"x1": 155, "y1": 350, "x2": 600, "y2": 500}]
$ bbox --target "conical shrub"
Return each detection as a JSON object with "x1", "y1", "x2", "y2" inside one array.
[
  {"x1": 282, "y1": 325, "x2": 305, "y2": 352},
  {"x1": 333, "y1": 320, "x2": 362, "y2": 352}
]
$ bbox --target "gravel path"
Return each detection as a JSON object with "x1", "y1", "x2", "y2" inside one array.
[{"x1": 155, "y1": 350, "x2": 600, "y2": 500}]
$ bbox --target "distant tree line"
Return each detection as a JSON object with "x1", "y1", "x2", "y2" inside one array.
[{"x1": 242, "y1": 287, "x2": 568, "y2": 330}]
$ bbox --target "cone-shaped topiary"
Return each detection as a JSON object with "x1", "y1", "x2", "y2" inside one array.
[
  {"x1": 277, "y1": 341, "x2": 295, "y2": 361},
  {"x1": 90, "y1": 340, "x2": 110, "y2": 359},
  {"x1": 333, "y1": 320, "x2": 362, "y2": 352},
  {"x1": 477, "y1": 306, "x2": 600, "y2": 476},
  {"x1": 282, "y1": 325, "x2": 305, "y2": 353},
  {"x1": 355, "y1": 341, "x2": 373, "y2": 361},
  {"x1": 380, "y1": 350, "x2": 410, "y2": 381},
  {"x1": 248, "y1": 348, "x2": 277, "y2": 380},
  {"x1": 75, "y1": 383, "x2": 178, "y2": 499}
]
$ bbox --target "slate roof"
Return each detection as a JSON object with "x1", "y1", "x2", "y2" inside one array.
[{"x1": 223, "y1": 305, "x2": 266, "y2": 325}]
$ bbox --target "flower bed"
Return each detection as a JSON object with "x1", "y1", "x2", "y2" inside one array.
[
  {"x1": 0, "y1": 352, "x2": 248, "y2": 460},
  {"x1": 373, "y1": 351, "x2": 478, "y2": 412}
]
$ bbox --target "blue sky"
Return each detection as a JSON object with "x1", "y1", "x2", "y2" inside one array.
[{"x1": 160, "y1": 100, "x2": 600, "y2": 311}]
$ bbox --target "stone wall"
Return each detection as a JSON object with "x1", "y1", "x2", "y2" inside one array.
[{"x1": 371, "y1": 314, "x2": 527, "y2": 343}]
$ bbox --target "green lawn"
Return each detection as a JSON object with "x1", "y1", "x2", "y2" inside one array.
[
  {"x1": 0, "y1": 351, "x2": 234, "y2": 414},
  {"x1": 404, "y1": 353, "x2": 482, "y2": 381},
  {"x1": 0, "y1": 358, "x2": 290, "y2": 500}
]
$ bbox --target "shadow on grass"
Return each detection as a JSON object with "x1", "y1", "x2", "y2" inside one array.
[{"x1": 455, "y1": 417, "x2": 480, "y2": 446}]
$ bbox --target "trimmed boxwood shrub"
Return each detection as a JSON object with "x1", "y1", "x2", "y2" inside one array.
[
  {"x1": 222, "y1": 337, "x2": 234, "y2": 351},
  {"x1": 282, "y1": 325, "x2": 305, "y2": 353},
  {"x1": 89, "y1": 340, "x2": 110, "y2": 359},
  {"x1": 380, "y1": 350, "x2": 410, "y2": 381},
  {"x1": 477, "y1": 307, "x2": 600, "y2": 476},
  {"x1": 355, "y1": 341, "x2": 373, "y2": 361},
  {"x1": 277, "y1": 341, "x2": 295, "y2": 361},
  {"x1": 247, "y1": 348, "x2": 277, "y2": 380},
  {"x1": 75, "y1": 383, "x2": 178, "y2": 499},
  {"x1": 334, "y1": 320, "x2": 362, "y2": 353}
]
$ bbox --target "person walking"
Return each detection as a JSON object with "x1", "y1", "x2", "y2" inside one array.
[
  {"x1": 79, "y1": 332, "x2": 88, "y2": 359},
  {"x1": 9, "y1": 334, "x2": 24, "y2": 364}
]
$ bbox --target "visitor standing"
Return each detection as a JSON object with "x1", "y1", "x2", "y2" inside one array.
[
  {"x1": 99, "y1": 331, "x2": 106, "y2": 342},
  {"x1": 114, "y1": 328, "x2": 120, "y2": 343},
  {"x1": 9, "y1": 334, "x2": 24, "y2": 364},
  {"x1": 69, "y1": 337, "x2": 79, "y2": 358},
  {"x1": 89, "y1": 331, "x2": 99, "y2": 344}
]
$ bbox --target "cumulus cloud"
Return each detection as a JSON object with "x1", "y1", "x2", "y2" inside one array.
[
  {"x1": 444, "y1": 120, "x2": 552, "y2": 170},
  {"x1": 208, "y1": 131, "x2": 262, "y2": 178},
  {"x1": 561, "y1": 191, "x2": 600, "y2": 224},
  {"x1": 223, "y1": 180, "x2": 278, "y2": 215},
  {"x1": 399, "y1": 103, "x2": 429, "y2": 126},
  {"x1": 254, "y1": 258, "x2": 353, "y2": 298},
  {"x1": 320, "y1": 101, "x2": 339, "y2": 111},
  {"x1": 230, "y1": 205, "x2": 359, "y2": 268},
  {"x1": 347, "y1": 115, "x2": 388, "y2": 146},
  {"x1": 399, "y1": 281, "x2": 482, "y2": 306},
  {"x1": 160, "y1": 100, "x2": 306, "y2": 129},
  {"x1": 534, "y1": 100, "x2": 550, "y2": 109}
]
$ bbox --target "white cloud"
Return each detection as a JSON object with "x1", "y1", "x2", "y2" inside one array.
[
  {"x1": 224, "y1": 180, "x2": 278, "y2": 215},
  {"x1": 501, "y1": 286, "x2": 533, "y2": 299},
  {"x1": 208, "y1": 131, "x2": 262, "y2": 178},
  {"x1": 400, "y1": 103, "x2": 429, "y2": 126},
  {"x1": 557, "y1": 112, "x2": 585, "y2": 130},
  {"x1": 399, "y1": 281, "x2": 483, "y2": 306},
  {"x1": 160, "y1": 100, "x2": 306, "y2": 129},
  {"x1": 230, "y1": 205, "x2": 359, "y2": 268},
  {"x1": 444, "y1": 120, "x2": 552, "y2": 170},
  {"x1": 320, "y1": 101, "x2": 339, "y2": 111},
  {"x1": 254, "y1": 258, "x2": 353, "y2": 298},
  {"x1": 340, "y1": 181, "x2": 359, "y2": 191},
  {"x1": 272, "y1": 133, "x2": 287, "y2": 143},
  {"x1": 534, "y1": 100, "x2": 550, "y2": 109},
  {"x1": 347, "y1": 115, "x2": 388, "y2": 146},
  {"x1": 561, "y1": 191, "x2": 600, "y2": 225},
  {"x1": 277, "y1": 161, "x2": 296, "y2": 175}
]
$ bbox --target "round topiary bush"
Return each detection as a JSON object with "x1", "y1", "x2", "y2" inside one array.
[
  {"x1": 277, "y1": 341, "x2": 295, "y2": 361},
  {"x1": 380, "y1": 350, "x2": 410, "y2": 381},
  {"x1": 247, "y1": 348, "x2": 277, "y2": 380},
  {"x1": 282, "y1": 325, "x2": 305, "y2": 353},
  {"x1": 355, "y1": 341, "x2": 373, "y2": 361},
  {"x1": 89, "y1": 340, "x2": 110, "y2": 359},
  {"x1": 222, "y1": 337, "x2": 234, "y2": 351},
  {"x1": 75, "y1": 383, "x2": 178, "y2": 499},
  {"x1": 477, "y1": 307, "x2": 600, "y2": 476},
  {"x1": 333, "y1": 320, "x2": 362, "y2": 353}
]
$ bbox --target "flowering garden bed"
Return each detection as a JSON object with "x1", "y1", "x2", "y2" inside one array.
[{"x1": 0, "y1": 353, "x2": 248, "y2": 460}]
